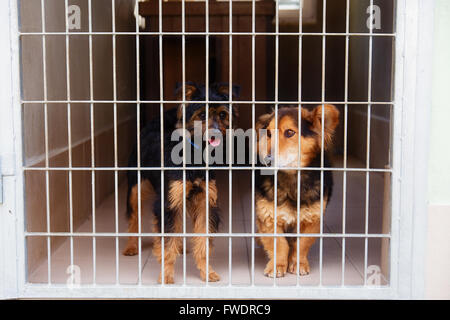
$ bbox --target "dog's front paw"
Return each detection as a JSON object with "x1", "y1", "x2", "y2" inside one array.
[
  {"x1": 264, "y1": 260, "x2": 287, "y2": 278},
  {"x1": 123, "y1": 244, "x2": 138, "y2": 256},
  {"x1": 288, "y1": 260, "x2": 309, "y2": 276},
  {"x1": 200, "y1": 269, "x2": 220, "y2": 282},
  {"x1": 158, "y1": 272, "x2": 175, "y2": 284},
  {"x1": 299, "y1": 261, "x2": 310, "y2": 276},
  {"x1": 287, "y1": 259, "x2": 297, "y2": 274}
]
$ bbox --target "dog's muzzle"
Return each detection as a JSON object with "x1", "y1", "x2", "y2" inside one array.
[
  {"x1": 263, "y1": 155, "x2": 273, "y2": 166},
  {"x1": 208, "y1": 128, "x2": 222, "y2": 147}
]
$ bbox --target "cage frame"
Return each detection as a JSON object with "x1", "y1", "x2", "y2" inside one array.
[{"x1": 0, "y1": 0, "x2": 434, "y2": 299}]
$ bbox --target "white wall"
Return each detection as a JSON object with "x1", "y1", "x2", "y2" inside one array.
[
  {"x1": 426, "y1": 0, "x2": 450, "y2": 300},
  {"x1": 20, "y1": 0, "x2": 138, "y2": 273}
]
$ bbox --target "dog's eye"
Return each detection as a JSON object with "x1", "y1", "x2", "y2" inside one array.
[
  {"x1": 199, "y1": 111, "x2": 206, "y2": 120},
  {"x1": 219, "y1": 111, "x2": 227, "y2": 120},
  {"x1": 284, "y1": 129, "x2": 296, "y2": 138}
]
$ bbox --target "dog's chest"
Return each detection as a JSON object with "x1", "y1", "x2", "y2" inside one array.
[{"x1": 276, "y1": 202, "x2": 298, "y2": 228}]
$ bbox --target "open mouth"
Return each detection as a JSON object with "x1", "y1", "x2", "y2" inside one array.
[{"x1": 208, "y1": 136, "x2": 221, "y2": 147}]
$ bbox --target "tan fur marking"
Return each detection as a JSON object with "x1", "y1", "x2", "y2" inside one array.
[
  {"x1": 123, "y1": 180, "x2": 152, "y2": 256},
  {"x1": 256, "y1": 190, "x2": 328, "y2": 277},
  {"x1": 188, "y1": 180, "x2": 220, "y2": 282},
  {"x1": 152, "y1": 180, "x2": 188, "y2": 284},
  {"x1": 307, "y1": 104, "x2": 340, "y2": 150},
  {"x1": 168, "y1": 180, "x2": 192, "y2": 211},
  {"x1": 152, "y1": 219, "x2": 183, "y2": 284},
  {"x1": 150, "y1": 179, "x2": 220, "y2": 283}
]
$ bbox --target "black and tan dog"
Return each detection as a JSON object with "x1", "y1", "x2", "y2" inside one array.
[
  {"x1": 123, "y1": 82, "x2": 239, "y2": 284},
  {"x1": 255, "y1": 105, "x2": 339, "y2": 277}
]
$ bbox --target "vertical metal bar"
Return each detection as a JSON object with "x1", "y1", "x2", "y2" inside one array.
[
  {"x1": 40, "y1": 0, "x2": 51, "y2": 285},
  {"x1": 251, "y1": 0, "x2": 255, "y2": 287},
  {"x1": 319, "y1": 0, "x2": 327, "y2": 286},
  {"x1": 341, "y1": 0, "x2": 350, "y2": 287},
  {"x1": 111, "y1": 0, "x2": 120, "y2": 285},
  {"x1": 364, "y1": 0, "x2": 374, "y2": 287},
  {"x1": 135, "y1": 0, "x2": 142, "y2": 286},
  {"x1": 64, "y1": 0, "x2": 74, "y2": 277},
  {"x1": 87, "y1": 0, "x2": 97, "y2": 285},
  {"x1": 181, "y1": 0, "x2": 187, "y2": 286},
  {"x1": 296, "y1": 0, "x2": 304, "y2": 286},
  {"x1": 205, "y1": 0, "x2": 210, "y2": 288},
  {"x1": 228, "y1": 0, "x2": 233, "y2": 287},
  {"x1": 159, "y1": 0, "x2": 165, "y2": 287},
  {"x1": 273, "y1": 0, "x2": 279, "y2": 285}
]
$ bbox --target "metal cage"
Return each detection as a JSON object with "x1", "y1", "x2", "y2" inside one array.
[{"x1": 0, "y1": 0, "x2": 434, "y2": 299}]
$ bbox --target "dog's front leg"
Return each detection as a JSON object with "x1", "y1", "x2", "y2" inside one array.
[
  {"x1": 257, "y1": 217, "x2": 289, "y2": 278},
  {"x1": 189, "y1": 180, "x2": 220, "y2": 282},
  {"x1": 152, "y1": 181, "x2": 185, "y2": 284}
]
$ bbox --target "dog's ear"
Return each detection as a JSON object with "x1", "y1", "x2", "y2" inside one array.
[
  {"x1": 255, "y1": 112, "x2": 274, "y2": 135},
  {"x1": 212, "y1": 83, "x2": 241, "y2": 99},
  {"x1": 308, "y1": 104, "x2": 340, "y2": 148},
  {"x1": 175, "y1": 82, "x2": 198, "y2": 121},
  {"x1": 231, "y1": 105, "x2": 240, "y2": 119},
  {"x1": 174, "y1": 81, "x2": 198, "y2": 101}
]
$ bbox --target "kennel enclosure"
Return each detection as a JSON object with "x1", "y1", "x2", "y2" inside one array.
[{"x1": 0, "y1": 0, "x2": 434, "y2": 299}]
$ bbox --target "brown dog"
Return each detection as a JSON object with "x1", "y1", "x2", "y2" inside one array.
[{"x1": 255, "y1": 105, "x2": 339, "y2": 277}]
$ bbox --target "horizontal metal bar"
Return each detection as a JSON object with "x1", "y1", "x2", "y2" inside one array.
[
  {"x1": 18, "y1": 31, "x2": 396, "y2": 37},
  {"x1": 21, "y1": 100, "x2": 394, "y2": 105},
  {"x1": 22, "y1": 166, "x2": 393, "y2": 172},
  {"x1": 24, "y1": 232, "x2": 391, "y2": 238}
]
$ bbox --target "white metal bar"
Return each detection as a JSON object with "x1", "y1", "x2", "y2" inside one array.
[
  {"x1": 251, "y1": 0, "x2": 256, "y2": 287},
  {"x1": 273, "y1": 0, "x2": 280, "y2": 285},
  {"x1": 21, "y1": 100, "x2": 395, "y2": 105},
  {"x1": 205, "y1": 0, "x2": 210, "y2": 288},
  {"x1": 159, "y1": 0, "x2": 165, "y2": 288},
  {"x1": 318, "y1": 0, "x2": 328, "y2": 286},
  {"x1": 25, "y1": 232, "x2": 391, "y2": 238},
  {"x1": 64, "y1": 0, "x2": 75, "y2": 279},
  {"x1": 228, "y1": 0, "x2": 233, "y2": 287},
  {"x1": 296, "y1": 0, "x2": 304, "y2": 286},
  {"x1": 181, "y1": 0, "x2": 187, "y2": 286},
  {"x1": 341, "y1": 0, "x2": 350, "y2": 287},
  {"x1": 111, "y1": 0, "x2": 120, "y2": 286},
  {"x1": 364, "y1": 0, "x2": 375, "y2": 287},
  {"x1": 88, "y1": 0, "x2": 97, "y2": 285},
  {"x1": 40, "y1": 0, "x2": 51, "y2": 285},
  {"x1": 22, "y1": 166, "x2": 393, "y2": 173},
  {"x1": 135, "y1": 0, "x2": 142, "y2": 286},
  {"x1": 19, "y1": 31, "x2": 396, "y2": 37}
]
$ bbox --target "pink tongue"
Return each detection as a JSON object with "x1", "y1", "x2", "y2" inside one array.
[{"x1": 209, "y1": 137, "x2": 221, "y2": 147}]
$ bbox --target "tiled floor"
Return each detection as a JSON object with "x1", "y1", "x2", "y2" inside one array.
[{"x1": 28, "y1": 157, "x2": 389, "y2": 286}]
